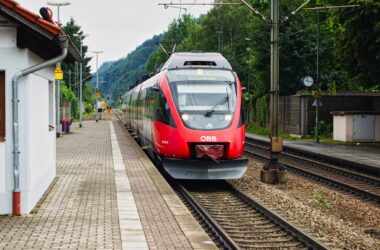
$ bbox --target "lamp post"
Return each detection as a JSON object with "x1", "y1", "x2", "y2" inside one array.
[
  {"x1": 47, "y1": 1, "x2": 71, "y2": 26},
  {"x1": 47, "y1": 1, "x2": 70, "y2": 137},
  {"x1": 216, "y1": 30, "x2": 223, "y2": 52},
  {"x1": 79, "y1": 34, "x2": 90, "y2": 128},
  {"x1": 305, "y1": 5, "x2": 359, "y2": 143},
  {"x1": 163, "y1": 4, "x2": 188, "y2": 13},
  {"x1": 91, "y1": 51, "x2": 104, "y2": 90},
  {"x1": 91, "y1": 50, "x2": 104, "y2": 121}
]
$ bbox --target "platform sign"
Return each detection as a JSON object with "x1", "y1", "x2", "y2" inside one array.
[
  {"x1": 312, "y1": 99, "x2": 323, "y2": 107},
  {"x1": 54, "y1": 66, "x2": 63, "y2": 80}
]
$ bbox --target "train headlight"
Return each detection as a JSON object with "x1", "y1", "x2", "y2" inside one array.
[
  {"x1": 225, "y1": 114, "x2": 232, "y2": 121},
  {"x1": 182, "y1": 114, "x2": 190, "y2": 121}
]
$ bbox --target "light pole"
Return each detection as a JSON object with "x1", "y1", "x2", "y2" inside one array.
[
  {"x1": 305, "y1": 5, "x2": 359, "y2": 143},
  {"x1": 216, "y1": 30, "x2": 223, "y2": 52},
  {"x1": 47, "y1": 1, "x2": 70, "y2": 137},
  {"x1": 163, "y1": 4, "x2": 188, "y2": 13},
  {"x1": 79, "y1": 34, "x2": 89, "y2": 128},
  {"x1": 47, "y1": 1, "x2": 71, "y2": 26},
  {"x1": 91, "y1": 51, "x2": 104, "y2": 90},
  {"x1": 91, "y1": 50, "x2": 104, "y2": 122}
]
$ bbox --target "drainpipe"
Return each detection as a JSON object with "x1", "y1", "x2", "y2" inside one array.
[{"x1": 12, "y1": 35, "x2": 68, "y2": 216}]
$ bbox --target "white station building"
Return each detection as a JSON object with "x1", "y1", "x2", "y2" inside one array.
[{"x1": 0, "y1": 0, "x2": 79, "y2": 215}]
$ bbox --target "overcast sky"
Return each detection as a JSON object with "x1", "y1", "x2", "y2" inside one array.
[{"x1": 17, "y1": 0, "x2": 212, "y2": 71}]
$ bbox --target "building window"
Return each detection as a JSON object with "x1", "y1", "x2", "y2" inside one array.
[
  {"x1": 0, "y1": 71, "x2": 5, "y2": 141},
  {"x1": 48, "y1": 80, "x2": 54, "y2": 131}
]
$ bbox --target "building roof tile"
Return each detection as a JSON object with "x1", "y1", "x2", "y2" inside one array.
[{"x1": 0, "y1": 0, "x2": 61, "y2": 36}]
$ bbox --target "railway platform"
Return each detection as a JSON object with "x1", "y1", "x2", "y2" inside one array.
[
  {"x1": 247, "y1": 133, "x2": 380, "y2": 169},
  {"x1": 0, "y1": 120, "x2": 216, "y2": 250}
]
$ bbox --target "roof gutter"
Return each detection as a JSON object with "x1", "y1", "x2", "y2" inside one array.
[{"x1": 11, "y1": 35, "x2": 68, "y2": 216}]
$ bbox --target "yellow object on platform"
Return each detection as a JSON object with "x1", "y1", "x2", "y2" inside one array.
[{"x1": 54, "y1": 66, "x2": 63, "y2": 80}]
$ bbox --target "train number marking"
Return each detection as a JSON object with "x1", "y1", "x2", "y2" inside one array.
[{"x1": 200, "y1": 136, "x2": 217, "y2": 142}]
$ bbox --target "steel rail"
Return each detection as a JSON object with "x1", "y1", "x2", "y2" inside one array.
[
  {"x1": 115, "y1": 115, "x2": 327, "y2": 249},
  {"x1": 114, "y1": 114, "x2": 240, "y2": 249},
  {"x1": 179, "y1": 181, "x2": 327, "y2": 250},
  {"x1": 227, "y1": 182, "x2": 327, "y2": 250},
  {"x1": 175, "y1": 183, "x2": 241, "y2": 250},
  {"x1": 245, "y1": 137, "x2": 380, "y2": 203}
]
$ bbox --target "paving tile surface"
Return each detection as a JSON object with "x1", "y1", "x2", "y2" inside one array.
[
  {"x1": 0, "y1": 121, "x2": 122, "y2": 249},
  {"x1": 110, "y1": 122, "x2": 149, "y2": 250},
  {"x1": 113, "y1": 122, "x2": 196, "y2": 250},
  {"x1": 0, "y1": 120, "x2": 216, "y2": 250}
]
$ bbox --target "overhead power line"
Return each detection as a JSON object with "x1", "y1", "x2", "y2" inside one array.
[{"x1": 305, "y1": 5, "x2": 360, "y2": 11}]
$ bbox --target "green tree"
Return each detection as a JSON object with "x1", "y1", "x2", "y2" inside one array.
[
  {"x1": 332, "y1": 0, "x2": 380, "y2": 89},
  {"x1": 61, "y1": 18, "x2": 95, "y2": 118}
]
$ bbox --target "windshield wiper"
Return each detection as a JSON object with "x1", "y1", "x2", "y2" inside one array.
[{"x1": 204, "y1": 96, "x2": 229, "y2": 117}]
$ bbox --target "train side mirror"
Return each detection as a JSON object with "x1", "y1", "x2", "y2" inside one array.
[{"x1": 242, "y1": 86, "x2": 247, "y2": 92}]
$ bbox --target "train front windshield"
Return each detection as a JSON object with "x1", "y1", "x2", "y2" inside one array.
[{"x1": 168, "y1": 69, "x2": 237, "y2": 130}]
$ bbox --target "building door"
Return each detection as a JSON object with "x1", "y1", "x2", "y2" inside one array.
[
  {"x1": 353, "y1": 115, "x2": 375, "y2": 141},
  {"x1": 0, "y1": 71, "x2": 5, "y2": 141}
]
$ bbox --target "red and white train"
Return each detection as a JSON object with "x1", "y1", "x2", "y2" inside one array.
[{"x1": 121, "y1": 53, "x2": 247, "y2": 180}]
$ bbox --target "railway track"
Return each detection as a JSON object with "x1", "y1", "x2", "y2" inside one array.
[
  {"x1": 174, "y1": 180, "x2": 327, "y2": 250},
  {"x1": 115, "y1": 116, "x2": 327, "y2": 249},
  {"x1": 245, "y1": 136, "x2": 380, "y2": 203}
]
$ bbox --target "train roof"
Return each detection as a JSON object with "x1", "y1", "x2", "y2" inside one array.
[{"x1": 161, "y1": 52, "x2": 232, "y2": 71}]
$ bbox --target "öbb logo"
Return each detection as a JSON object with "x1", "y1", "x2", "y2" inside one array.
[{"x1": 200, "y1": 136, "x2": 217, "y2": 142}]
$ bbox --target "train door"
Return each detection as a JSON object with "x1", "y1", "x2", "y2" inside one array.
[
  {"x1": 132, "y1": 87, "x2": 140, "y2": 132},
  {"x1": 124, "y1": 95, "x2": 129, "y2": 127},
  {"x1": 144, "y1": 86, "x2": 155, "y2": 145},
  {"x1": 139, "y1": 87, "x2": 147, "y2": 142},
  {"x1": 136, "y1": 87, "x2": 144, "y2": 138}
]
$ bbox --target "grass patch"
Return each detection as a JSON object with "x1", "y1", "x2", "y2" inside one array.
[{"x1": 312, "y1": 190, "x2": 332, "y2": 210}]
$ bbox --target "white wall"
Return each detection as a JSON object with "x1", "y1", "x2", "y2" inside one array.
[
  {"x1": 22, "y1": 51, "x2": 56, "y2": 213},
  {"x1": 0, "y1": 21, "x2": 27, "y2": 214},
  {"x1": 0, "y1": 17, "x2": 57, "y2": 214},
  {"x1": 333, "y1": 116, "x2": 347, "y2": 142}
]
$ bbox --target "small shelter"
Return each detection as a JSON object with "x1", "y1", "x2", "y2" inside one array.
[{"x1": 0, "y1": 0, "x2": 79, "y2": 215}]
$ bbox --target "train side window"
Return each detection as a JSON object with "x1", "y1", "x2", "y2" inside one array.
[
  {"x1": 239, "y1": 101, "x2": 246, "y2": 127},
  {"x1": 145, "y1": 88, "x2": 154, "y2": 119},
  {"x1": 154, "y1": 90, "x2": 175, "y2": 127},
  {"x1": 136, "y1": 89, "x2": 143, "y2": 120}
]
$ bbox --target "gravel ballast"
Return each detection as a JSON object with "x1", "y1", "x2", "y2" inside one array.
[{"x1": 230, "y1": 159, "x2": 380, "y2": 250}]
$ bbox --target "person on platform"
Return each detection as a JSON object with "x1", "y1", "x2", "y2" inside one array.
[{"x1": 96, "y1": 100, "x2": 103, "y2": 122}]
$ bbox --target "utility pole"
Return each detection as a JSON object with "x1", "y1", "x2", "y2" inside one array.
[
  {"x1": 159, "y1": 0, "x2": 313, "y2": 184},
  {"x1": 47, "y1": 1, "x2": 70, "y2": 138},
  {"x1": 260, "y1": 0, "x2": 286, "y2": 184}
]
